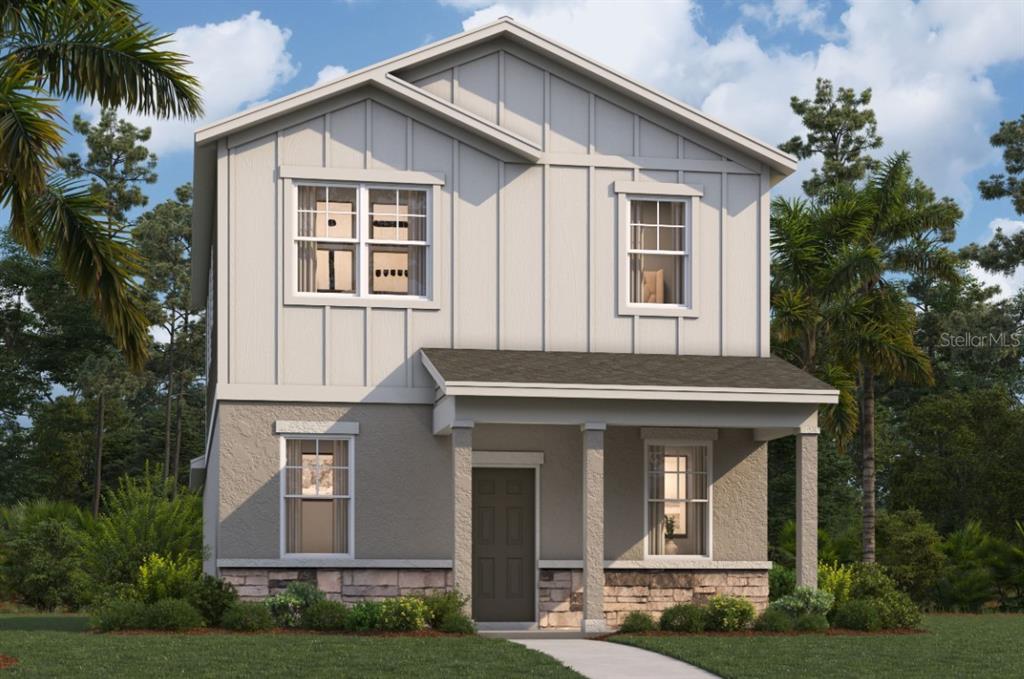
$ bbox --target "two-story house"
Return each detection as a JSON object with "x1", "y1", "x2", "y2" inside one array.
[{"x1": 189, "y1": 17, "x2": 837, "y2": 632}]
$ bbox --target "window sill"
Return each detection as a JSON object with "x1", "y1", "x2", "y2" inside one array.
[
  {"x1": 283, "y1": 292, "x2": 441, "y2": 310},
  {"x1": 619, "y1": 302, "x2": 700, "y2": 318}
]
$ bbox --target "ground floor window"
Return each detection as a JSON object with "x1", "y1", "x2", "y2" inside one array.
[
  {"x1": 283, "y1": 438, "x2": 351, "y2": 555},
  {"x1": 646, "y1": 442, "x2": 710, "y2": 556}
]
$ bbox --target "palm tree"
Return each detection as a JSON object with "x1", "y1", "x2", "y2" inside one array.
[
  {"x1": 1, "y1": 0, "x2": 202, "y2": 369},
  {"x1": 841, "y1": 153, "x2": 961, "y2": 562}
]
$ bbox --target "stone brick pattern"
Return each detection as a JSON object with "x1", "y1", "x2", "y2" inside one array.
[
  {"x1": 220, "y1": 568, "x2": 452, "y2": 603},
  {"x1": 539, "y1": 568, "x2": 769, "y2": 629}
]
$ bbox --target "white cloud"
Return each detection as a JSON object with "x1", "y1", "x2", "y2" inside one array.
[
  {"x1": 969, "y1": 218, "x2": 1024, "y2": 300},
  {"x1": 455, "y1": 0, "x2": 1024, "y2": 206},
  {"x1": 741, "y1": 0, "x2": 834, "y2": 38},
  {"x1": 314, "y1": 64, "x2": 350, "y2": 87},
  {"x1": 90, "y1": 11, "x2": 298, "y2": 155}
]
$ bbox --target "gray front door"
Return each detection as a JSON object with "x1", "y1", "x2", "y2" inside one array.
[{"x1": 472, "y1": 467, "x2": 536, "y2": 622}]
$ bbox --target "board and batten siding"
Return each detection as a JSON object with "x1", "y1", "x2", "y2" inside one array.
[{"x1": 218, "y1": 45, "x2": 773, "y2": 403}]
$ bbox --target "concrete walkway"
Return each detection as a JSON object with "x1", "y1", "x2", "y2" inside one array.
[{"x1": 513, "y1": 638, "x2": 719, "y2": 679}]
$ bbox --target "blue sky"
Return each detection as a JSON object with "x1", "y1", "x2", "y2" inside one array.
[{"x1": 104, "y1": 0, "x2": 1024, "y2": 293}]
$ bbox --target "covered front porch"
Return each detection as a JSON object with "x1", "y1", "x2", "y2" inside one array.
[{"x1": 422, "y1": 349, "x2": 838, "y2": 631}]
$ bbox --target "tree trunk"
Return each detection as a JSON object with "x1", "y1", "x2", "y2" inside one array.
[
  {"x1": 91, "y1": 393, "x2": 106, "y2": 517},
  {"x1": 171, "y1": 378, "x2": 185, "y2": 497},
  {"x1": 860, "y1": 363, "x2": 876, "y2": 563},
  {"x1": 162, "y1": 322, "x2": 175, "y2": 479}
]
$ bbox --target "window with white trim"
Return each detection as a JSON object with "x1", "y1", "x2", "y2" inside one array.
[
  {"x1": 295, "y1": 184, "x2": 429, "y2": 297},
  {"x1": 283, "y1": 438, "x2": 351, "y2": 555},
  {"x1": 646, "y1": 442, "x2": 710, "y2": 556},
  {"x1": 628, "y1": 198, "x2": 690, "y2": 306}
]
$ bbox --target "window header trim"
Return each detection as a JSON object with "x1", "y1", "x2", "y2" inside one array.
[
  {"x1": 614, "y1": 180, "x2": 703, "y2": 197},
  {"x1": 280, "y1": 165, "x2": 445, "y2": 186}
]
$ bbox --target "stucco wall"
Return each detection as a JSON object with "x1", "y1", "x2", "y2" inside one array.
[
  {"x1": 217, "y1": 402, "x2": 452, "y2": 559},
  {"x1": 202, "y1": 421, "x2": 220, "y2": 574}
]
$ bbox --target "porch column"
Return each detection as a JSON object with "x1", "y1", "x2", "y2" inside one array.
[
  {"x1": 452, "y1": 421, "x2": 474, "y2": 610},
  {"x1": 581, "y1": 422, "x2": 606, "y2": 632},
  {"x1": 796, "y1": 432, "x2": 818, "y2": 588}
]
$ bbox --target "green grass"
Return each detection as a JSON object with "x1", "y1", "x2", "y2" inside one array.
[
  {"x1": 0, "y1": 615, "x2": 583, "y2": 678},
  {"x1": 611, "y1": 614, "x2": 1024, "y2": 679}
]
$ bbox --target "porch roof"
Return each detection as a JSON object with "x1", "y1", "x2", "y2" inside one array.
[{"x1": 421, "y1": 348, "x2": 837, "y2": 402}]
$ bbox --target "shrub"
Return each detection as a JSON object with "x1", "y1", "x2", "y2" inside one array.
[
  {"x1": 90, "y1": 598, "x2": 149, "y2": 632},
  {"x1": 379, "y1": 596, "x2": 428, "y2": 632},
  {"x1": 659, "y1": 603, "x2": 705, "y2": 632},
  {"x1": 346, "y1": 601, "x2": 384, "y2": 632},
  {"x1": 832, "y1": 599, "x2": 882, "y2": 632},
  {"x1": 848, "y1": 563, "x2": 898, "y2": 600},
  {"x1": 753, "y1": 607, "x2": 794, "y2": 632},
  {"x1": 874, "y1": 590, "x2": 921, "y2": 629},
  {"x1": 818, "y1": 562, "x2": 854, "y2": 611},
  {"x1": 619, "y1": 611, "x2": 658, "y2": 633},
  {"x1": 189, "y1": 575, "x2": 238, "y2": 627},
  {"x1": 135, "y1": 553, "x2": 202, "y2": 604},
  {"x1": 769, "y1": 587, "x2": 834, "y2": 619},
  {"x1": 221, "y1": 601, "x2": 274, "y2": 632},
  {"x1": 705, "y1": 595, "x2": 756, "y2": 632},
  {"x1": 437, "y1": 611, "x2": 475, "y2": 634},
  {"x1": 145, "y1": 598, "x2": 204, "y2": 631},
  {"x1": 876, "y1": 509, "x2": 946, "y2": 605},
  {"x1": 419, "y1": 591, "x2": 470, "y2": 630},
  {"x1": 302, "y1": 599, "x2": 349, "y2": 631},
  {"x1": 0, "y1": 500, "x2": 91, "y2": 610},
  {"x1": 935, "y1": 522, "x2": 995, "y2": 612},
  {"x1": 769, "y1": 564, "x2": 795, "y2": 601},
  {"x1": 266, "y1": 581, "x2": 325, "y2": 627},
  {"x1": 79, "y1": 468, "x2": 202, "y2": 594},
  {"x1": 794, "y1": 612, "x2": 829, "y2": 632}
]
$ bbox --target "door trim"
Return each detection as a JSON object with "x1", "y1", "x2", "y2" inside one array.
[{"x1": 472, "y1": 451, "x2": 542, "y2": 624}]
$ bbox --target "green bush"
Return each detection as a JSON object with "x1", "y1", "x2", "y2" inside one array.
[
  {"x1": 874, "y1": 590, "x2": 921, "y2": 629},
  {"x1": 90, "y1": 598, "x2": 149, "y2": 632},
  {"x1": 849, "y1": 562, "x2": 898, "y2": 599},
  {"x1": 753, "y1": 607, "x2": 794, "y2": 632},
  {"x1": 769, "y1": 587, "x2": 834, "y2": 619},
  {"x1": 659, "y1": 603, "x2": 705, "y2": 632},
  {"x1": 437, "y1": 611, "x2": 475, "y2": 634},
  {"x1": 302, "y1": 599, "x2": 349, "y2": 631},
  {"x1": 769, "y1": 564, "x2": 795, "y2": 601},
  {"x1": 419, "y1": 591, "x2": 469, "y2": 630},
  {"x1": 705, "y1": 595, "x2": 756, "y2": 631},
  {"x1": 221, "y1": 601, "x2": 274, "y2": 632},
  {"x1": 379, "y1": 596, "x2": 428, "y2": 631},
  {"x1": 832, "y1": 599, "x2": 883, "y2": 632},
  {"x1": 619, "y1": 611, "x2": 658, "y2": 633},
  {"x1": 877, "y1": 509, "x2": 946, "y2": 605},
  {"x1": 935, "y1": 522, "x2": 996, "y2": 612},
  {"x1": 346, "y1": 601, "x2": 385, "y2": 632},
  {"x1": 818, "y1": 562, "x2": 854, "y2": 611},
  {"x1": 189, "y1": 575, "x2": 239, "y2": 627},
  {"x1": 794, "y1": 612, "x2": 829, "y2": 632},
  {"x1": 145, "y1": 598, "x2": 204, "y2": 631},
  {"x1": 135, "y1": 553, "x2": 201, "y2": 603},
  {"x1": 79, "y1": 469, "x2": 202, "y2": 594},
  {"x1": 0, "y1": 499, "x2": 91, "y2": 610},
  {"x1": 265, "y1": 581, "x2": 325, "y2": 627}
]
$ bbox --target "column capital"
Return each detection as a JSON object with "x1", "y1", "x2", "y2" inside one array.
[
  {"x1": 452, "y1": 420, "x2": 475, "y2": 430},
  {"x1": 580, "y1": 422, "x2": 607, "y2": 432}
]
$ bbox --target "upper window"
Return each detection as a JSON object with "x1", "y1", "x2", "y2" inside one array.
[
  {"x1": 295, "y1": 183, "x2": 430, "y2": 298},
  {"x1": 283, "y1": 438, "x2": 351, "y2": 556},
  {"x1": 645, "y1": 442, "x2": 710, "y2": 557},
  {"x1": 628, "y1": 198, "x2": 689, "y2": 306}
]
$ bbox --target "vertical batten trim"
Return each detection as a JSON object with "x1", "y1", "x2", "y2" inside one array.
[
  {"x1": 219, "y1": 140, "x2": 230, "y2": 384},
  {"x1": 496, "y1": 161, "x2": 503, "y2": 349},
  {"x1": 274, "y1": 132, "x2": 282, "y2": 385},
  {"x1": 677, "y1": 169, "x2": 685, "y2": 355},
  {"x1": 631, "y1": 166, "x2": 639, "y2": 353},
  {"x1": 542, "y1": 70, "x2": 550, "y2": 152},
  {"x1": 541, "y1": 163, "x2": 549, "y2": 351},
  {"x1": 404, "y1": 307, "x2": 412, "y2": 386},
  {"x1": 720, "y1": 172, "x2": 727, "y2": 357},
  {"x1": 632, "y1": 114, "x2": 640, "y2": 157},
  {"x1": 587, "y1": 165, "x2": 594, "y2": 351},
  {"x1": 363, "y1": 308, "x2": 371, "y2": 386},
  {"x1": 497, "y1": 50, "x2": 505, "y2": 126},
  {"x1": 588, "y1": 92, "x2": 596, "y2": 155},
  {"x1": 364, "y1": 100, "x2": 372, "y2": 169},
  {"x1": 451, "y1": 140, "x2": 460, "y2": 347},
  {"x1": 405, "y1": 117, "x2": 413, "y2": 170},
  {"x1": 759, "y1": 167, "x2": 771, "y2": 357}
]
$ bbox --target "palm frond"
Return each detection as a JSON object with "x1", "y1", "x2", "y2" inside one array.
[
  {"x1": 26, "y1": 176, "x2": 150, "y2": 369},
  {"x1": 815, "y1": 363, "x2": 858, "y2": 449}
]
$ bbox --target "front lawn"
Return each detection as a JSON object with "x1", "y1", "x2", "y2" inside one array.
[
  {"x1": 612, "y1": 613, "x2": 1024, "y2": 679},
  {"x1": 0, "y1": 615, "x2": 582, "y2": 678}
]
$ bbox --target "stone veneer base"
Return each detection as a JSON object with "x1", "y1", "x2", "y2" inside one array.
[{"x1": 220, "y1": 567, "x2": 768, "y2": 629}]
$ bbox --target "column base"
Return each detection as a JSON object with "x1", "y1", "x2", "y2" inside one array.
[{"x1": 581, "y1": 618, "x2": 609, "y2": 633}]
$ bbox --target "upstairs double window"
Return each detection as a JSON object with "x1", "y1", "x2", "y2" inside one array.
[
  {"x1": 294, "y1": 183, "x2": 431, "y2": 299},
  {"x1": 628, "y1": 198, "x2": 689, "y2": 306}
]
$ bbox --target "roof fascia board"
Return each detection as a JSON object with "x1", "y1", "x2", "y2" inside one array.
[{"x1": 441, "y1": 384, "x2": 838, "y2": 404}]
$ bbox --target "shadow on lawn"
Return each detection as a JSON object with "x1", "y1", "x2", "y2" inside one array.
[{"x1": 0, "y1": 614, "x2": 90, "y2": 633}]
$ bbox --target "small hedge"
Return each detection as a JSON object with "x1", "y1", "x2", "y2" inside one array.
[
  {"x1": 90, "y1": 598, "x2": 150, "y2": 632},
  {"x1": 146, "y1": 598, "x2": 204, "y2": 631},
  {"x1": 794, "y1": 612, "x2": 829, "y2": 632},
  {"x1": 346, "y1": 601, "x2": 384, "y2": 632},
  {"x1": 705, "y1": 595, "x2": 755, "y2": 631},
  {"x1": 379, "y1": 596, "x2": 429, "y2": 631},
  {"x1": 619, "y1": 611, "x2": 657, "y2": 633},
  {"x1": 833, "y1": 599, "x2": 883, "y2": 631},
  {"x1": 770, "y1": 587, "x2": 835, "y2": 619},
  {"x1": 437, "y1": 611, "x2": 475, "y2": 634},
  {"x1": 753, "y1": 607, "x2": 794, "y2": 632},
  {"x1": 660, "y1": 603, "x2": 705, "y2": 632},
  {"x1": 420, "y1": 591, "x2": 470, "y2": 631},
  {"x1": 874, "y1": 590, "x2": 921, "y2": 629},
  {"x1": 190, "y1": 574, "x2": 239, "y2": 627},
  {"x1": 266, "y1": 581, "x2": 325, "y2": 627},
  {"x1": 221, "y1": 602, "x2": 274, "y2": 632},
  {"x1": 302, "y1": 599, "x2": 349, "y2": 631}
]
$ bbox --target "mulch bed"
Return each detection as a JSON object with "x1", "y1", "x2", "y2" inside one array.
[
  {"x1": 605, "y1": 627, "x2": 925, "y2": 638},
  {"x1": 0, "y1": 655, "x2": 18, "y2": 670},
  {"x1": 106, "y1": 628, "x2": 455, "y2": 637}
]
